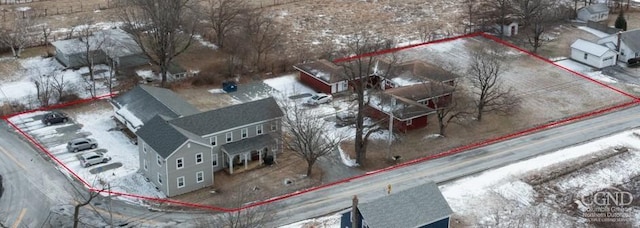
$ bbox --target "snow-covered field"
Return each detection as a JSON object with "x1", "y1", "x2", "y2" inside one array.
[
  {"x1": 0, "y1": 56, "x2": 114, "y2": 109},
  {"x1": 395, "y1": 36, "x2": 630, "y2": 122},
  {"x1": 281, "y1": 129, "x2": 640, "y2": 227}
]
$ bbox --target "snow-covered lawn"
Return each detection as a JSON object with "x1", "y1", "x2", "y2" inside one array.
[
  {"x1": 0, "y1": 57, "x2": 115, "y2": 108},
  {"x1": 555, "y1": 59, "x2": 618, "y2": 84},
  {"x1": 8, "y1": 109, "x2": 165, "y2": 201},
  {"x1": 577, "y1": 26, "x2": 611, "y2": 38},
  {"x1": 281, "y1": 129, "x2": 640, "y2": 227}
]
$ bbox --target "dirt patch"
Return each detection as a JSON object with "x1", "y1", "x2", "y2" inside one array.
[{"x1": 172, "y1": 148, "x2": 322, "y2": 208}]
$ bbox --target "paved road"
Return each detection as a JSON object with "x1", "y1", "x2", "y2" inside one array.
[
  {"x1": 0, "y1": 123, "x2": 74, "y2": 228},
  {"x1": 267, "y1": 104, "x2": 640, "y2": 227}
]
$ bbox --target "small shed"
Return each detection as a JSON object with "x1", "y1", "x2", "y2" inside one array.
[
  {"x1": 577, "y1": 3, "x2": 609, "y2": 22},
  {"x1": 494, "y1": 21, "x2": 519, "y2": 37},
  {"x1": 570, "y1": 39, "x2": 617, "y2": 68}
]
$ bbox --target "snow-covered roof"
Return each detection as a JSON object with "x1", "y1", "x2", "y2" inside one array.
[
  {"x1": 115, "y1": 105, "x2": 144, "y2": 129},
  {"x1": 293, "y1": 59, "x2": 345, "y2": 83},
  {"x1": 579, "y1": 3, "x2": 609, "y2": 14},
  {"x1": 571, "y1": 39, "x2": 613, "y2": 57},
  {"x1": 51, "y1": 28, "x2": 142, "y2": 58}
]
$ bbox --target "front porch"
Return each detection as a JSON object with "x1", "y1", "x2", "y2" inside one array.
[{"x1": 221, "y1": 134, "x2": 278, "y2": 174}]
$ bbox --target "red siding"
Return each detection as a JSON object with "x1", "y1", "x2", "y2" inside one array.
[
  {"x1": 365, "y1": 106, "x2": 429, "y2": 133},
  {"x1": 299, "y1": 71, "x2": 332, "y2": 94}
]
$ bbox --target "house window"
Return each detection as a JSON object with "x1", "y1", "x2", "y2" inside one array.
[
  {"x1": 406, "y1": 119, "x2": 413, "y2": 126},
  {"x1": 210, "y1": 136, "x2": 217, "y2": 146},
  {"x1": 226, "y1": 132, "x2": 233, "y2": 142},
  {"x1": 176, "y1": 158, "x2": 184, "y2": 169},
  {"x1": 157, "y1": 155, "x2": 162, "y2": 166},
  {"x1": 187, "y1": 142, "x2": 191, "y2": 148},
  {"x1": 241, "y1": 128, "x2": 248, "y2": 139},
  {"x1": 271, "y1": 122, "x2": 277, "y2": 131},
  {"x1": 177, "y1": 176, "x2": 185, "y2": 188},
  {"x1": 143, "y1": 159, "x2": 148, "y2": 170},
  {"x1": 257, "y1": 125, "x2": 263, "y2": 135},
  {"x1": 157, "y1": 173, "x2": 163, "y2": 185},
  {"x1": 196, "y1": 171, "x2": 204, "y2": 183},
  {"x1": 212, "y1": 154, "x2": 218, "y2": 167},
  {"x1": 621, "y1": 49, "x2": 625, "y2": 56},
  {"x1": 584, "y1": 53, "x2": 588, "y2": 60},
  {"x1": 196, "y1": 153, "x2": 203, "y2": 164}
]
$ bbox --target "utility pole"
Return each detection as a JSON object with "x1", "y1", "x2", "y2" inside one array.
[{"x1": 387, "y1": 97, "x2": 395, "y2": 160}]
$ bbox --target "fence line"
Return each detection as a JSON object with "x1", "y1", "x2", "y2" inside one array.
[{"x1": 1, "y1": 1, "x2": 119, "y2": 22}]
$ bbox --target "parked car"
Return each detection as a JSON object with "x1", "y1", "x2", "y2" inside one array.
[
  {"x1": 628, "y1": 57, "x2": 640, "y2": 68},
  {"x1": 335, "y1": 111, "x2": 356, "y2": 127},
  {"x1": 42, "y1": 111, "x2": 69, "y2": 126},
  {"x1": 306, "y1": 93, "x2": 332, "y2": 105},
  {"x1": 67, "y1": 138, "x2": 98, "y2": 152},
  {"x1": 79, "y1": 151, "x2": 110, "y2": 168}
]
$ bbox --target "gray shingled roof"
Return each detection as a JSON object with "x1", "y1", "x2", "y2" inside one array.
[
  {"x1": 170, "y1": 97, "x2": 284, "y2": 136},
  {"x1": 51, "y1": 28, "x2": 142, "y2": 57},
  {"x1": 357, "y1": 181, "x2": 453, "y2": 228},
  {"x1": 136, "y1": 115, "x2": 188, "y2": 158},
  {"x1": 621, "y1": 29, "x2": 640, "y2": 54},
  {"x1": 581, "y1": 3, "x2": 609, "y2": 14},
  {"x1": 221, "y1": 134, "x2": 276, "y2": 156},
  {"x1": 112, "y1": 85, "x2": 199, "y2": 125}
]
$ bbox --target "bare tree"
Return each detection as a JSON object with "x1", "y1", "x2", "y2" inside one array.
[
  {"x1": 32, "y1": 72, "x2": 54, "y2": 107},
  {"x1": 462, "y1": 0, "x2": 478, "y2": 34},
  {"x1": 467, "y1": 47, "x2": 520, "y2": 121},
  {"x1": 0, "y1": 13, "x2": 35, "y2": 58},
  {"x1": 50, "y1": 71, "x2": 67, "y2": 101},
  {"x1": 198, "y1": 188, "x2": 274, "y2": 227},
  {"x1": 77, "y1": 18, "x2": 106, "y2": 97},
  {"x1": 513, "y1": 0, "x2": 549, "y2": 28},
  {"x1": 282, "y1": 102, "x2": 343, "y2": 176},
  {"x1": 526, "y1": 12, "x2": 546, "y2": 53},
  {"x1": 207, "y1": 0, "x2": 247, "y2": 48},
  {"x1": 337, "y1": 32, "x2": 396, "y2": 165},
  {"x1": 120, "y1": 0, "x2": 197, "y2": 87},
  {"x1": 73, "y1": 190, "x2": 100, "y2": 228},
  {"x1": 484, "y1": 0, "x2": 514, "y2": 38},
  {"x1": 417, "y1": 23, "x2": 441, "y2": 42},
  {"x1": 239, "y1": 9, "x2": 282, "y2": 72}
]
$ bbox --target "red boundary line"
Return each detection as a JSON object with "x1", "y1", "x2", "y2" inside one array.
[{"x1": 2, "y1": 33, "x2": 640, "y2": 213}]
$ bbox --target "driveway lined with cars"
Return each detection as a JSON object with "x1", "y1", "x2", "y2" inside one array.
[{"x1": 10, "y1": 111, "x2": 121, "y2": 176}]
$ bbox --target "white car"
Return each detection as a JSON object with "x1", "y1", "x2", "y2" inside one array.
[
  {"x1": 306, "y1": 93, "x2": 333, "y2": 105},
  {"x1": 79, "y1": 151, "x2": 111, "y2": 168}
]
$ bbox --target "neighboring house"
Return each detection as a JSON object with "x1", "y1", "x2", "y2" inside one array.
[
  {"x1": 110, "y1": 85, "x2": 200, "y2": 133},
  {"x1": 294, "y1": 59, "x2": 456, "y2": 95},
  {"x1": 577, "y1": 3, "x2": 609, "y2": 22},
  {"x1": 341, "y1": 181, "x2": 453, "y2": 228},
  {"x1": 598, "y1": 29, "x2": 640, "y2": 63},
  {"x1": 167, "y1": 62, "x2": 190, "y2": 81},
  {"x1": 494, "y1": 21, "x2": 519, "y2": 37},
  {"x1": 570, "y1": 39, "x2": 617, "y2": 68},
  {"x1": 294, "y1": 59, "x2": 349, "y2": 94},
  {"x1": 368, "y1": 82, "x2": 453, "y2": 132},
  {"x1": 51, "y1": 28, "x2": 148, "y2": 68},
  {"x1": 136, "y1": 97, "x2": 284, "y2": 197}
]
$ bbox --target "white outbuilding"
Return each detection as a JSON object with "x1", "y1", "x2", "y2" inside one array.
[
  {"x1": 570, "y1": 39, "x2": 617, "y2": 69},
  {"x1": 576, "y1": 3, "x2": 609, "y2": 22}
]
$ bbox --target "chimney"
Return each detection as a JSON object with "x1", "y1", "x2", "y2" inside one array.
[
  {"x1": 616, "y1": 31, "x2": 622, "y2": 53},
  {"x1": 351, "y1": 195, "x2": 360, "y2": 228}
]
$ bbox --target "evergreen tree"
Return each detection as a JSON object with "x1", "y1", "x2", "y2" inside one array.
[{"x1": 615, "y1": 10, "x2": 628, "y2": 31}]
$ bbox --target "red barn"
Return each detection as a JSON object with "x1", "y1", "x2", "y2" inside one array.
[
  {"x1": 368, "y1": 82, "x2": 454, "y2": 133},
  {"x1": 293, "y1": 60, "x2": 350, "y2": 94}
]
